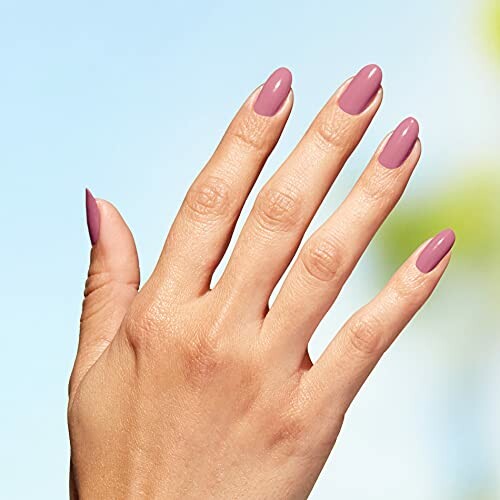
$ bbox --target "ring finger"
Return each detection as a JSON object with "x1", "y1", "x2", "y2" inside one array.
[{"x1": 265, "y1": 117, "x2": 421, "y2": 367}]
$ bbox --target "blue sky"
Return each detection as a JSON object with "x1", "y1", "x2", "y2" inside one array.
[{"x1": 1, "y1": 0, "x2": 498, "y2": 497}]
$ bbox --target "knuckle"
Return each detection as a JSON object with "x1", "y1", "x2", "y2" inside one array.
[
  {"x1": 123, "y1": 312, "x2": 154, "y2": 354},
  {"x1": 275, "y1": 411, "x2": 308, "y2": 444},
  {"x1": 253, "y1": 185, "x2": 302, "y2": 233},
  {"x1": 389, "y1": 272, "x2": 426, "y2": 308},
  {"x1": 123, "y1": 299, "x2": 167, "y2": 353},
  {"x1": 300, "y1": 237, "x2": 345, "y2": 283},
  {"x1": 313, "y1": 109, "x2": 352, "y2": 152},
  {"x1": 81, "y1": 273, "x2": 115, "y2": 322},
  {"x1": 268, "y1": 398, "x2": 309, "y2": 448},
  {"x1": 178, "y1": 332, "x2": 222, "y2": 382},
  {"x1": 346, "y1": 315, "x2": 385, "y2": 358},
  {"x1": 184, "y1": 176, "x2": 233, "y2": 223},
  {"x1": 268, "y1": 386, "x2": 312, "y2": 452},
  {"x1": 228, "y1": 114, "x2": 270, "y2": 154},
  {"x1": 358, "y1": 168, "x2": 396, "y2": 205},
  {"x1": 82, "y1": 272, "x2": 139, "y2": 323},
  {"x1": 84, "y1": 271, "x2": 114, "y2": 298},
  {"x1": 180, "y1": 335, "x2": 261, "y2": 401}
]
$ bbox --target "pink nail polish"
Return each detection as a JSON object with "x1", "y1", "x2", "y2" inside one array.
[
  {"x1": 416, "y1": 229, "x2": 455, "y2": 273},
  {"x1": 379, "y1": 117, "x2": 419, "y2": 169},
  {"x1": 254, "y1": 67, "x2": 292, "y2": 117},
  {"x1": 338, "y1": 64, "x2": 382, "y2": 115},
  {"x1": 85, "y1": 188, "x2": 100, "y2": 245}
]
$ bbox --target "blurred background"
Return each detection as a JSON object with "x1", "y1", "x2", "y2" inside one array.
[{"x1": 1, "y1": 0, "x2": 499, "y2": 498}]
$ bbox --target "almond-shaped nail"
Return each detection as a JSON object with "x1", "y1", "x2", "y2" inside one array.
[
  {"x1": 85, "y1": 188, "x2": 100, "y2": 246},
  {"x1": 338, "y1": 64, "x2": 382, "y2": 115},
  {"x1": 254, "y1": 67, "x2": 292, "y2": 117},
  {"x1": 416, "y1": 229, "x2": 456, "y2": 273},
  {"x1": 379, "y1": 117, "x2": 419, "y2": 169}
]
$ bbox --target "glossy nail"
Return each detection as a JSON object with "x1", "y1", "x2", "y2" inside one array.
[
  {"x1": 338, "y1": 64, "x2": 382, "y2": 115},
  {"x1": 379, "y1": 117, "x2": 419, "y2": 169},
  {"x1": 416, "y1": 229, "x2": 456, "y2": 273},
  {"x1": 85, "y1": 188, "x2": 100, "y2": 246},
  {"x1": 254, "y1": 67, "x2": 292, "y2": 117}
]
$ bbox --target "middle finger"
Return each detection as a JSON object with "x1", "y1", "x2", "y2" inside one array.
[{"x1": 216, "y1": 64, "x2": 383, "y2": 316}]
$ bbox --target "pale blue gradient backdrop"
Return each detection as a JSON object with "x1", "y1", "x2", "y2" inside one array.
[{"x1": 1, "y1": 0, "x2": 499, "y2": 498}]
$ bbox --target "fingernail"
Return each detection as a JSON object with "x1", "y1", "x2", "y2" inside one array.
[
  {"x1": 338, "y1": 64, "x2": 382, "y2": 115},
  {"x1": 416, "y1": 229, "x2": 456, "y2": 273},
  {"x1": 379, "y1": 117, "x2": 419, "y2": 169},
  {"x1": 254, "y1": 67, "x2": 292, "y2": 117},
  {"x1": 85, "y1": 188, "x2": 100, "y2": 245}
]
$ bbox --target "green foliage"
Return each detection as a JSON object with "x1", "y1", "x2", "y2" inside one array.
[
  {"x1": 484, "y1": 0, "x2": 500, "y2": 59},
  {"x1": 378, "y1": 0, "x2": 500, "y2": 276}
]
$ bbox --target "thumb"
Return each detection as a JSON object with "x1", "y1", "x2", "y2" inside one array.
[{"x1": 70, "y1": 188, "x2": 140, "y2": 398}]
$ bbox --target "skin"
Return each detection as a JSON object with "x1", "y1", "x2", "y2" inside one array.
[{"x1": 68, "y1": 76, "x2": 451, "y2": 499}]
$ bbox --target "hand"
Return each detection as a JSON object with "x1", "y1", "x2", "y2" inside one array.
[{"x1": 69, "y1": 65, "x2": 455, "y2": 499}]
